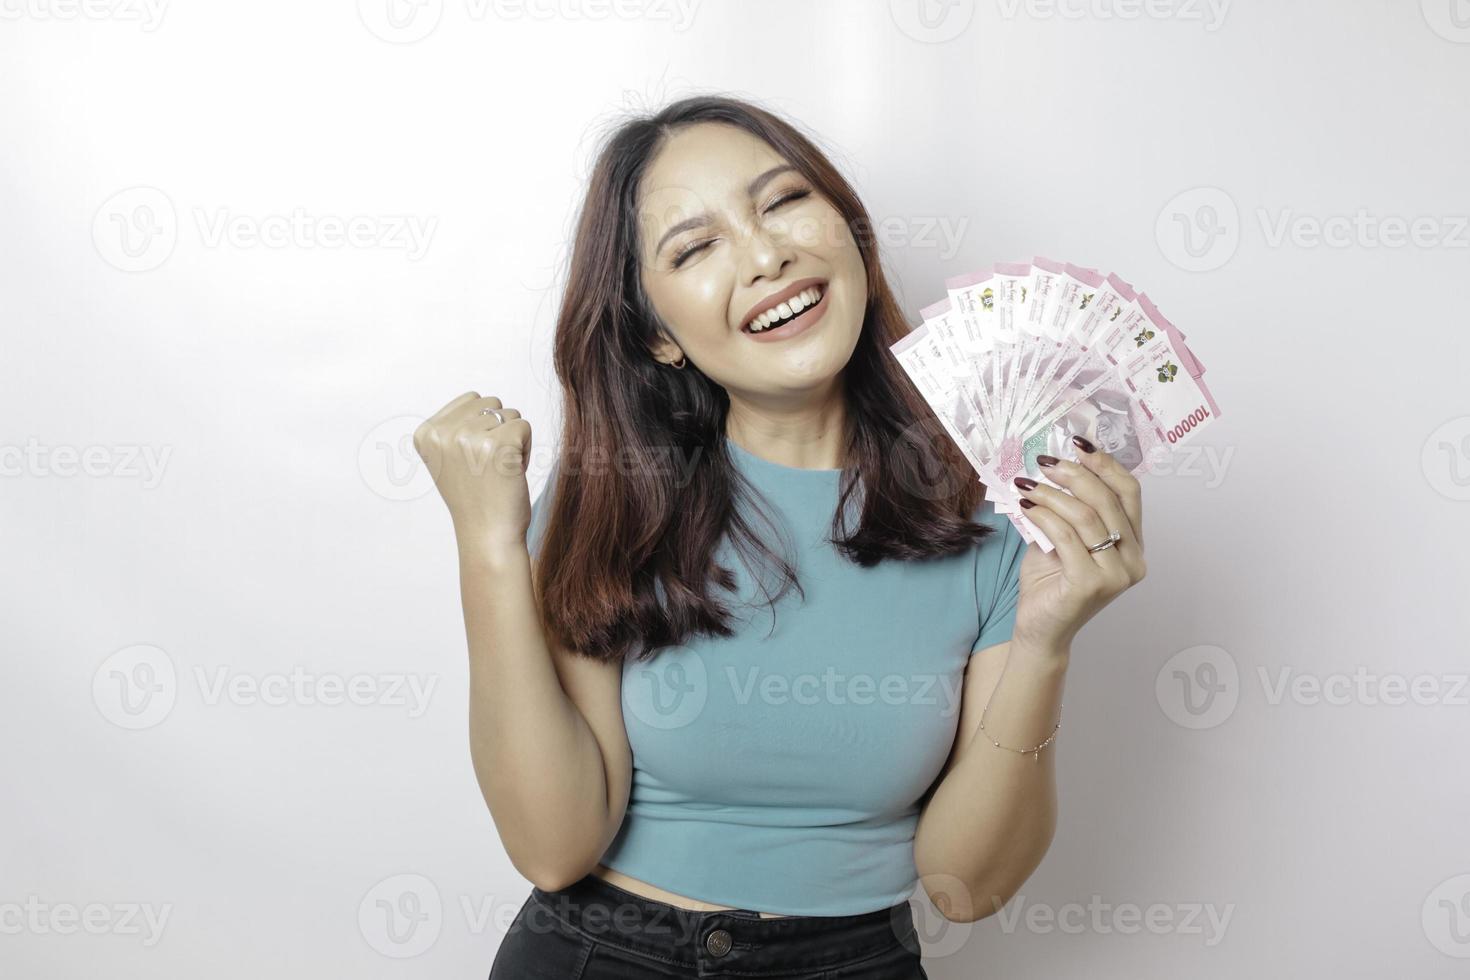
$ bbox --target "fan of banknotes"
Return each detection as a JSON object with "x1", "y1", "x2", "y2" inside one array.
[{"x1": 890, "y1": 257, "x2": 1221, "y2": 552}]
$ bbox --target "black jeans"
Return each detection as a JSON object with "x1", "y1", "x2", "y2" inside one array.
[{"x1": 488, "y1": 872, "x2": 928, "y2": 979}]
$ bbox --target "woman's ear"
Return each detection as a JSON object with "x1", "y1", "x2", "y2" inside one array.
[{"x1": 648, "y1": 331, "x2": 684, "y2": 367}]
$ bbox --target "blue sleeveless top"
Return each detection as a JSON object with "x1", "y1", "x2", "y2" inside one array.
[{"x1": 525, "y1": 439, "x2": 1025, "y2": 916}]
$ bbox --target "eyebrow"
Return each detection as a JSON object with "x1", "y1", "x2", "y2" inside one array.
[{"x1": 651, "y1": 164, "x2": 799, "y2": 258}]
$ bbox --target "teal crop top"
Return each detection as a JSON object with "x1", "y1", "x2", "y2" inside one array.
[{"x1": 525, "y1": 438, "x2": 1026, "y2": 916}]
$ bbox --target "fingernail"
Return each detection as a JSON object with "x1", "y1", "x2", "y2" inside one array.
[
  {"x1": 1072, "y1": 435, "x2": 1096, "y2": 453},
  {"x1": 1036, "y1": 454, "x2": 1060, "y2": 468},
  {"x1": 1019, "y1": 498, "x2": 1036, "y2": 509},
  {"x1": 1014, "y1": 476, "x2": 1038, "y2": 491}
]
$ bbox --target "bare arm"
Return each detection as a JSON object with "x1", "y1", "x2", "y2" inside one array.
[
  {"x1": 414, "y1": 391, "x2": 631, "y2": 891},
  {"x1": 913, "y1": 638, "x2": 1068, "y2": 923},
  {"x1": 459, "y1": 543, "x2": 631, "y2": 891},
  {"x1": 915, "y1": 440, "x2": 1147, "y2": 922}
]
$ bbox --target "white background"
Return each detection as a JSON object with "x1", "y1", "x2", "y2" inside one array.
[{"x1": 4, "y1": 1, "x2": 1470, "y2": 976}]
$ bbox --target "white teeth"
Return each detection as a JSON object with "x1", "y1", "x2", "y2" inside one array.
[{"x1": 747, "y1": 285, "x2": 825, "y2": 332}]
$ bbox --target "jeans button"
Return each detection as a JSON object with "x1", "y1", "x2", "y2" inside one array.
[{"x1": 705, "y1": 928, "x2": 732, "y2": 956}]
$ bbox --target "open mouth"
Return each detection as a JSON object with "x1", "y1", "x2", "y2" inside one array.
[{"x1": 742, "y1": 282, "x2": 828, "y2": 334}]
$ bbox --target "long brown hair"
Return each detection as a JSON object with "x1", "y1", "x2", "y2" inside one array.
[{"x1": 535, "y1": 94, "x2": 995, "y2": 664}]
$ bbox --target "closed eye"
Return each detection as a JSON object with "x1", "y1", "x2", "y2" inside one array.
[
  {"x1": 765, "y1": 189, "x2": 810, "y2": 211},
  {"x1": 670, "y1": 189, "x2": 814, "y2": 269}
]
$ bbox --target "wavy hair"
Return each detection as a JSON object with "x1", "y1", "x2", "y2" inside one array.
[{"x1": 534, "y1": 94, "x2": 996, "y2": 664}]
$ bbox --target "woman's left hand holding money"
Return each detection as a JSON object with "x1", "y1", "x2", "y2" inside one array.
[{"x1": 1009, "y1": 435, "x2": 1147, "y2": 654}]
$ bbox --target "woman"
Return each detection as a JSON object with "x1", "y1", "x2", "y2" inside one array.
[{"x1": 413, "y1": 95, "x2": 1146, "y2": 979}]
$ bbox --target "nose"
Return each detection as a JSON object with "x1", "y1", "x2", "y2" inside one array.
[{"x1": 735, "y1": 219, "x2": 797, "y2": 287}]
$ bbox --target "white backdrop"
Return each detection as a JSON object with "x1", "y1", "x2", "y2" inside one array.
[{"x1": 4, "y1": 1, "x2": 1469, "y2": 977}]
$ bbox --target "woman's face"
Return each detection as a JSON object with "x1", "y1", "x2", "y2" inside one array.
[{"x1": 636, "y1": 122, "x2": 868, "y2": 404}]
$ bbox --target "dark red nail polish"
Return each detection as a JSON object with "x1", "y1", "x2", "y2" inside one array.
[
  {"x1": 1019, "y1": 498, "x2": 1036, "y2": 509},
  {"x1": 1072, "y1": 435, "x2": 1096, "y2": 453},
  {"x1": 1036, "y1": 454, "x2": 1059, "y2": 468},
  {"x1": 1014, "y1": 476, "x2": 1038, "y2": 491}
]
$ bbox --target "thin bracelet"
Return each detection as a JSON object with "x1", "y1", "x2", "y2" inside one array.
[{"x1": 977, "y1": 702, "x2": 1062, "y2": 762}]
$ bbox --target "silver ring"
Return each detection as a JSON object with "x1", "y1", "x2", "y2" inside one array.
[
  {"x1": 479, "y1": 407, "x2": 505, "y2": 424},
  {"x1": 1087, "y1": 529, "x2": 1122, "y2": 554}
]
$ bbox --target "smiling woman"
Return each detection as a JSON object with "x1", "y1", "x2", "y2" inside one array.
[{"x1": 410, "y1": 93, "x2": 1135, "y2": 980}]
